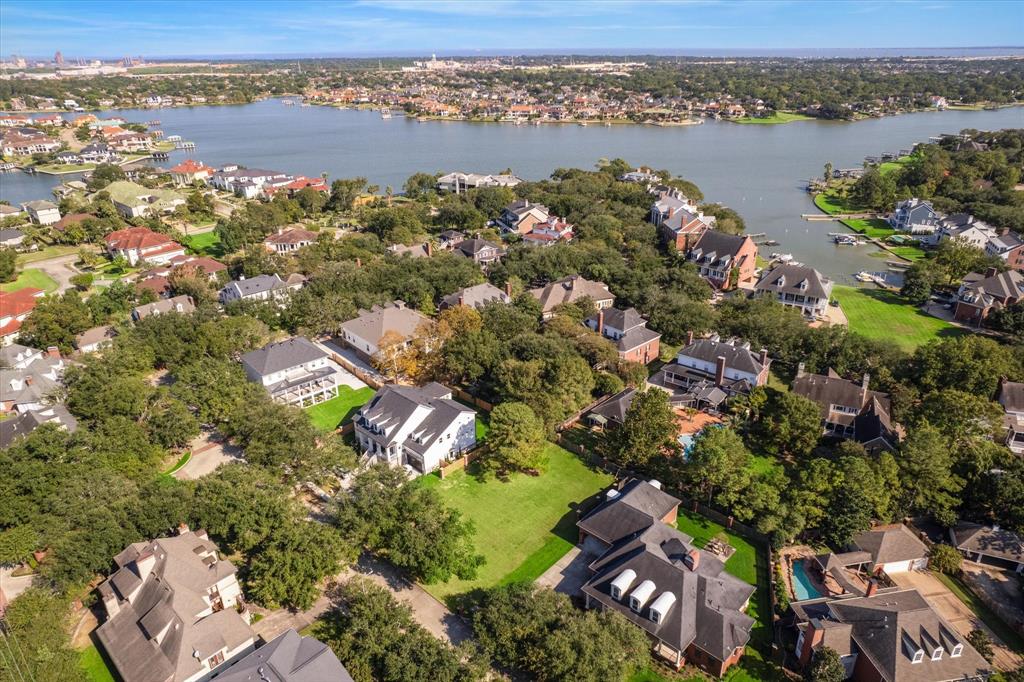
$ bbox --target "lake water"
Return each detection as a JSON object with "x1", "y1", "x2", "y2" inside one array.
[{"x1": 2, "y1": 100, "x2": 1021, "y2": 281}]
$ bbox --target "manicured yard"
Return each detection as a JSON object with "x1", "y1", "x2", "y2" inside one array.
[
  {"x1": 732, "y1": 111, "x2": 814, "y2": 125},
  {"x1": 80, "y1": 644, "x2": 116, "y2": 682},
  {"x1": 416, "y1": 443, "x2": 612, "y2": 602},
  {"x1": 160, "y1": 451, "x2": 192, "y2": 477},
  {"x1": 184, "y1": 230, "x2": 226, "y2": 257},
  {"x1": 1, "y1": 268, "x2": 58, "y2": 293},
  {"x1": 16, "y1": 244, "x2": 83, "y2": 265},
  {"x1": 832, "y1": 285, "x2": 963, "y2": 352},
  {"x1": 306, "y1": 385, "x2": 375, "y2": 432}
]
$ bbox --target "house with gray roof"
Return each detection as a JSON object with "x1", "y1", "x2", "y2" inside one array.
[
  {"x1": 529, "y1": 274, "x2": 614, "y2": 320},
  {"x1": 22, "y1": 199, "x2": 61, "y2": 225},
  {"x1": 889, "y1": 198, "x2": 939, "y2": 235},
  {"x1": 792, "y1": 588, "x2": 989, "y2": 682},
  {"x1": 132, "y1": 294, "x2": 195, "y2": 322},
  {"x1": 953, "y1": 268, "x2": 1024, "y2": 325},
  {"x1": 0, "y1": 342, "x2": 44, "y2": 369},
  {"x1": 851, "y1": 524, "x2": 929, "y2": 575},
  {"x1": 649, "y1": 333, "x2": 768, "y2": 410},
  {"x1": 96, "y1": 527, "x2": 255, "y2": 682},
  {"x1": 0, "y1": 350, "x2": 65, "y2": 413},
  {"x1": 439, "y1": 282, "x2": 511, "y2": 311},
  {"x1": 792, "y1": 364, "x2": 902, "y2": 452},
  {"x1": 686, "y1": 230, "x2": 757, "y2": 290},
  {"x1": 586, "y1": 388, "x2": 637, "y2": 429},
  {"x1": 996, "y1": 377, "x2": 1024, "y2": 454},
  {"x1": 0, "y1": 405, "x2": 77, "y2": 448},
  {"x1": 585, "y1": 307, "x2": 661, "y2": 364},
  {"x1": 218, "y1": 273, "x2": 305, "y2": 305},
  {"x1": 952, "y1": 523, "x2": 1023, "y2": 573},
  {"x1": 454, "y1": 237, "x2": 505, "y2": 266},
  {"x1": 339, "y1": 301, "x2": 429, "y2": 361},
  {"x1": 240, "y1": 337, "x2": 340, "y2": 408},
  {"x1": 353, "y1": 382, "x2": 476, "y2": 476},
  {"x1": 577, "y1": 479, "x2": 755, "y2": 676},
  {"x1": 755, "y1": 263, "x2": 834, "y2": 318},
  {"x1": 209, "y1": 628, "x2": 353, "y2": 682},
  {"x1": 0, "y1": 228, "x2": 25, "y2": 248}
]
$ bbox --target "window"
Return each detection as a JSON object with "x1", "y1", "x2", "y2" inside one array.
[
  {"x1": 611, "y1": 585, "x2": 621, "y2": 599},
  {"x1": 650, "y1": 610, "x2": 661, "y2": 624},
  {"x1": 932, "y1": 648, "x2": 943, "y2": 661},
  {"x1": 207, "y1": 651, "x2": 225, "y2": 669},
  {"x1": 951, "y1": 644, "x2": 963, "y2": 658},
  {"x1": 629, "y1": 597, "x2": 641, "y2": 612},
  {"x1": 912, "y1": 650, "x2": 924, "y2": 664}
]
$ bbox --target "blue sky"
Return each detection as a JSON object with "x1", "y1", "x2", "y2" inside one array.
[{"x1": 2, "y1": 0, "x2": 1022, "y2": 59}]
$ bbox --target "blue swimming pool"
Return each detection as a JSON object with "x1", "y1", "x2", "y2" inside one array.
[{"x1": 792, "y1": 560, "x2": 823, "y2": 601}]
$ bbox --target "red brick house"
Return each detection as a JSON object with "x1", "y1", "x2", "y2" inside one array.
[
  {"x1": 953, "y1": 268, "x2": 1024, "y2": 324},
  {"x1": 585, "y1": 307, "x2": 661, "y2": 364},
  {"x1": 687, "y1": 231, "x2": 758, "y2": 290}
]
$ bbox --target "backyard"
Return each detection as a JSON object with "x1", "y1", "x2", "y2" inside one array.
[
  {"x1": 184, "y1": 230, "x2": 226, "y2": 257},
  {"x1": 306, "y1": 385, "x2": 375, "y2": 432},
  {"x1": 832, "y1": 285, "x2": 963, "y2": 351},
  {"x1": 415, "y1": 443, "x2": 612, "y2": 603},
  {"x1": 79, "y1": 644, "x2": 115, "y2": 682},
  {"x1": 1, "y1": 267, "x2": 58, "y2": 293}
]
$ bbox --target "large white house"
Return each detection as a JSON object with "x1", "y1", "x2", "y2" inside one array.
[
  {"x1": 240, "y1": 337, "x2": 341, "y2": 408},
  {"x1": 354, "y1": 382, "x2": 477, "y2": 475},
  {"x1": 218, "y1": 273, "x2": 305, "y2": 305}
]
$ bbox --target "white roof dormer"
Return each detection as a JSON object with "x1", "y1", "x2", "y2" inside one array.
[
  {"x1": 629, "y1": 580, "x2": 656, "y2": 613},
  {"x1": 610, "y1": 569, "x2": 636, "y2": 600}
]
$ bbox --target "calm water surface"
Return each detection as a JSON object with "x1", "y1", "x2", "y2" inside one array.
[{"x1": 2, "y1": 101, "x2": 1021, "y2": 281}]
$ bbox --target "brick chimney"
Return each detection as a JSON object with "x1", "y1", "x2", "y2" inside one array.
[
  {"x1": 985, "y1": 266, "x2": 998, "y2": 278},
  {"x1": 24, "y1": 376, "x2": 32, "y2": 386},
  {"x1": 683, "y1": 548, "x2": 700, "y2": 571},
  {"x1": 799, "y1": 619, "x2": 825, "y2": 666},
  {"x1": 458, "y1": 293, "x2": 465, "y2": 307},
  {"x1": 686, "y1": 330, "x2": 694, "y2": 346},
  {"x1": 796, "y1": 362, "x2": 806, "y2": 378},
  {"x1": 862, "y1": 373, "x2": 870, "y2": 390},
  {"x1": 866, "y1": 578, "x2": 878, "y2": 597},
  {"x1": 504, "y1": 281, "x2": 512, "y2": 298},
  {"x1": 597, "y1": 309, "x2": 605, "y2": 335},
  {"x1": 426, "y1": 242, "x2": 433, "y2": 257},
  {"x1": 46, "y1": 346, "x2": 60, "y2": 359},
  {"x1": 759, "y1": 348, "x2": 768, "y2": 366},
  {"x1": 715, "y1": 356, "x2": 726, "y2": 386}
]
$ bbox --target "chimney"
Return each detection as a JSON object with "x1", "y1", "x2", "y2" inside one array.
[
  {"x1": 46, "y1": 346, "x2": 60, "y2": 359},
  {"x1": 683, "y1": 549, "x2": 700, "y2": 571},
  {"x1": 426, "y1": 242, "x2": 433, "y2": 257},
  {"x1": 355, "y1": 257, "x2": 362, "y2": 268},
  {"x1": 796, "y1": 362, "x2": 806, "y2": 378},
  {"x1": 759, "y1": 348, "x2": 768, "y2": 366},
  {"x1": 597, "y1": 309, "x2": 605, "y2": 335},
  {"x1": 799, "y1": 619, "x2": 826, "y2": 666},
  {"x1": 177, "y1": 522, "x2": 190, "y2": 535},
  {"x1": 504, "y1": 281, "x2": 512, "y2": 298},
  {"x1": 24, "y1": 376, "x2": 32, "y2": 386},
  {"x1": 458, "y1": 294, "x2": 465, "y2": 307},
  {"x1": 715, "y1": 356, "x2": 726, "y2": 387},
  {"x1": 277, "y1": 226, "x2": 284, "y2": 235},
  {"x1": 985, "y1": 266, "x2": 997, "y2": 278},
  {"x1": 862, "y1": 373, "x2": 870, "y2": 390},
  {"x1": 866, "y1": 578, "x2": 879, "y2": 597},
  {"x1": 686, "y1": 330, "x2": 694, "y2": 346}
]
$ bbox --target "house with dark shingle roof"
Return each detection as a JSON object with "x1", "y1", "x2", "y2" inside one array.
[
  {"x1": 649, "y1": 333, "x2": 769, "y2": 410},
  {"x1": 219, "y1": 273, "x2": 305, "y2": 305},
  {"x1": 454, "y1": 237, "x2": 505, "y2": 265},
  {"x1": 792, "y1": 588, "x2": 990, "y2": 682},
  {"x1": 754, "y1": 263, "x2": 834, "y2": 318},
  {"x1": 96, "y1": 527, "x2": 255, "y2": 682},
  {"x1": 240, "y1": 337, "x2": 340, "y2": 408},
  {"x1": 953, "y1": 267, "x2": 1024, "y2": 325},
  {"x1": 686, "y1": 230, "x2": 757, "y2": 290},
  {"x1": 585, "y1": 307, "x2": 661, "y2": 364},
  {"x1": 0, "y1": 405, "x2": 77, "y2": 448},
  {"x1": 850, "y1": 524, "x2": 929, "y2": 574},
  {"x1": 209, "y1": 628, "x2": 354, "y2": 682},
  {"x1": 353, "y1": 382, "x2": 476, "y2": 475},
  {"x1": 585, "y1": 388, "x2": 637, "y2": 429},
  {"x1": 952, "y1": 523, "x2": 1023, "y2": 573},
  {"x1": 792, "y1": 364, "x2": 902, "y2": 452},
  {"x1": 497, "y1": 199, "x2": 549, "y2": 234},
  {"x1": 577, "y1": 479, "x2": 755, "y2": 676},
  {"x1": 996, "y1": 377, "x2": 1024, "y2": 454}
]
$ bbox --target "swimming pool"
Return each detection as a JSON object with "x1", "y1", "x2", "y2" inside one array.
[{"x1": 792, "y1": 560, "x2": 823, "y2": 601}]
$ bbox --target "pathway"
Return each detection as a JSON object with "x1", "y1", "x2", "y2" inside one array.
[
  {"x1": 251, "y1": 555, "x2": 472, "y2": 646},
  {"x1": 174, "y1": 433, "x2": 243, "y2": 480}
]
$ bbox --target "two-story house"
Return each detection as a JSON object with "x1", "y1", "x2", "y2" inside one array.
[
  {"x1": 792, "y1": 364, "x2": 902, "y2": 452},
  {"x1": 354, "y1": 382, "x2": 477, "y2": 475},
  {"x1": 0, "y1": 287, "x2": 45, "y2": 345},
  {"x1": 754, "y1": 263, "x2": 834, "y2": 319},
  {"x1": 686, "y1": 231, "x2": 757, "y2": 290},
  {"x1": 453, "y1": 237, "x2": 505, "y2": 265},
  {"x1": 240, "y1": 337, "x2": 340, "y2": 408},
  {"x1": 650, "y1": 333, "x2": 769, "y2": 410},
  {"x1": 497, "y1": 199, "x2": 550, "y2": 234},
  {"x1": 996, "y1": 377, "x2": 1024, "y2": 454},
  {"x1": 218, "y1": 273, "x2": 305, "y2": 305},
  {"x1": 650, "y1": 193, "x2": 715, "y2": 251},
  {"x1": 889, "y1": 198, "x2": 939, "y2": 236},
  {"x1": 105, "y1": 226, "x2": 186, "y2": 266},
  {"x1": 209, "y1": 166, "x2": 293, "y2": 199},
  {"x1": 585, "y1": 307, "x2": 662, "y2": 364},
  {"x1": 985, "y1": 232, "x2": 1024, "y2": 272},
  {"x1": 96, "y1": 527, "x2": 256, "y2": 682},
  {"x1": 339, "y1": 301, "x2": 430, "y2": 361},
  {"x1": 22, "y1": 200, "x2": 61, "y2": 225},
  {"x1": 168, "y1": 158, "x2": 216, "y2": 186},
  {"x1": 104, "y1": 181, "x2": 186, "y2": 220},
  {"x1": 529, "y1": 275, "x2": 615, "y2": 320},
  {"x1": 132, "y1": 294, "x2": 196, "y2": 322},
  {"x1": 436, "y1": 172, "x2": 522, "y2": 192},
  {"x1": 953, "y1": 268, "x2": 1024, "y2": 324},
  {"x1": 0, "y1": 345, "x2": 64, "y2": 413}
]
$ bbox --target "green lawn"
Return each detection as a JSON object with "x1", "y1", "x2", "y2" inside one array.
[
  {"x1": 934, "y1": 572, "x2": 1024, "y2": 652},
  {"x1": 832, "y1": 285, "x2": 963, "y2": 352},
  {"x1": 306, "y1": 386, "x2": 375, "y2": 432},
  {"x1": 160, "y1": 451, "x2": 192, "y2": 479},
  {"x1": 416, "y1": 443, "x2": 612, "y2": 603},
  {"x1": 79, "y1": 644, "x2": 116, "y2": 682},
  {"x1": 1, "y1": 268, "x2": 58, "y2": 293},
  {"x1": 184, "y1": 230, "x2": 226, "y2": 257},
  {"x1": 16, "y1": 244, "x2": 83, "y2": 265},
  {"x1": 732, "y1": 111, "x2": 814, "y2": 125}
]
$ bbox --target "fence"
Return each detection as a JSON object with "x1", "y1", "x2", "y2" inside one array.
[
  {"x1": 449, "y1": 386, "x2": 494, "y2": 413},
  {"x1": 328, "y1": 350, "x2": 383, "y2": 389},
  {"x1": 438, "y1": 446, "x2": 483, "y2": 479},
  {"x1": 556, "y1": 394, "x2": 614, "y2": 432}
]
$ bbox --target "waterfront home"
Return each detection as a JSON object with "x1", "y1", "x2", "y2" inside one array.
[
  {"x1": 650, "y1": 192, "x2": 714, "y2": 251},
  {"x1": 0, "y1": 229, "x2": 26, "y2": 248},
  {"x1": 0, "y1": 345, "x2": 64, "y2": 413},
  {"x1": 0, "y1": 288, "x2": 45, "y2": 345},
  {"x1": 2, "y1": 134, "x2": 60, "y2": 156},
  {"x1": 497, "y1": 199, "x2": 550, "y2": 234},
  {"x1": 53, "y1": 150, "x2": 83, "y2": 165},
  {"x1": 339, "y1": 301, "x2": 429, "y2": 361},
  {"x1": 104, "y1": 226, "x2": 185, "y2": 265},
  {"x1": 264, "y1": 226, "x2": 319, "y2": 254},
  {"x1": 96, "y1": 527, "x2": 256, "y2": 682},
  {"x1": 169, "y1": 158, "x2": 216, "y2": 186},
  {"x1": 102, "y1": 181, "x2": 185, "y2": 219},
  {"x1": 934, "y1": 213, "x2": 997, "y2": 249},
  {"x1": 953, "y1": 267, "x2": 1024, "y2": 324},
  {"x1": 619, "y1": 168, "x2": 661, "y2": 184},
  {"x1": 440, "y1": 282, "x2": 511, "y2": 311},
  {"x1": 754, "y1": 263, "x2": 833, "y2": 319},
  {"x1": 686, "y1": 230, "x2": 757, "y2": 290},
  {"x1": 889, "y1": 198, "x2": 939, "y2": 236},
  {"x1": 0, "y1": 204, "x2": 24, "y2": 221},
  {"x1": 996, "y1": 377, "x2": 1024, "y2": 454},
  {"x1": 78, "y1": 142, "x2": 119, "y2": 164},
  {"x1": 210, "y1": 629, "x2": 354, "y2": 682},
  {"x1": 241, "y1": 337, "x2": 340, "y2": 408},
  {"x1": 952, "y1": 522, "x2": 1023, "y2": 573},
  {"x1": 22, "y1": 200, "x2": 61, "y2": 225},
  {"x1": 132, "y1": 294, "x2": 195, "y2": 321},
  {"x1": 0, "y1": 114, "x2": 31, "y2": 127},
  {"x1": 585, "y1": 307, "x2": 661, "y2": 364},
  {"x1": 106, "y1": 131, "x2": 153, "y2": 152},
  {"x1": 209, "y1": 166, "x2": 293, "y2": 199},
  {"x1": 792, "y1": 364, "x2": 901, "y2": 452},
  {"x1": 437, "y1": 171, "x2": 522, "y2": 192},
  {"x1": 453, "y1": 237, "x2": 504, "y2": 265},
  {"x1": 649, "y1": 332, "x2": 769, "y2": 409},
  {"x1": 32, "y1": 113, "x2": 63, "y2": 126},
  {"x1": 354, "y1": 382, "x2": 477, "y2": 476},
  {"x1": 577, "y1": 479, "x2": 754, "y2": 676},
  {"x1": 529, "y1": 274, "x2": 615, "y2": 320},
  {"x1": 791, "y1": 589, "x2": 988, "y2": 682},
  {"x1": 218, "y1": 273, "x2": 305, "y2": 305}
]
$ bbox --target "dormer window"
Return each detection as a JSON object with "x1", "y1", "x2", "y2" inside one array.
[
  {"x1": 931, "y1": 647, "x2": 943, "y2": 661},
  {"x1": 912, "y1": 650, "x2": 924, "y2": 664},
  {"x1": 951, "y1": 643, "x2": 963, "y2": 658}
]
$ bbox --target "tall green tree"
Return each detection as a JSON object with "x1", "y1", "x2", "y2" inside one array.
[
  {"x1": 609, "y1": 389, "x2": 680, "y2": 468},
  {"x1": 761, "y1": 392, "x2": 822, "y2": 460},
  {"x1": 484, "y1": 401, "x2": 547, "y2": 476}
]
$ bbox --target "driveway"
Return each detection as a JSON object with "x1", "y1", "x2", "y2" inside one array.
[
  {"x1": 251, "y1": 554, "x2": 472, "y2": 646},
  {"x1": 536, "y1": 546, "x2": 592, "y2": 596},
  {"x1": 174, "y1": 434, "x2": 243, "y2": 480},
  {"x1": 31, "y1": 253, "x2": 81, "y2": 294},
  {"x1": 0, "y1": 566, "x2": 34, "y2": 605},
  {"x1": 889, "y1": 569, "x2": 1023, "y2": 671}
]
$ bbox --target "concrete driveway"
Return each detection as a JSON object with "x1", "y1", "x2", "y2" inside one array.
[
  {"x1": 174, "y1": 434, "x2": 243, "y2": 480},
  {"x1": 0, "y1": 566, "x2": 34, "y2": 605},
  {"x1": 31, "y1": 253, "x2": 81, "y2": 294},
  {"x1": 536, "y1": 546, "x2": 592, "y2": 596},
  {"x1": 890, "y1": 569, "x2": 1023, "y2": 671}
]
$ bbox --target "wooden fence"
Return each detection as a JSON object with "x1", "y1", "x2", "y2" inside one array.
[
  {"x1": 328, "y1": 350, "x2": 383, "y2": 389},
  {"x1": 449, "y1": 386, "x2": 494, "y2": 413}
]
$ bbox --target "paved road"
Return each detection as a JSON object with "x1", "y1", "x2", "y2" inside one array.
[
  {"x1": 0, "y1": 566, "x2": 33, "y2": 605},
  {"x1": 252, "y1": 555, "x2": 472, "y2": 646},
  {"x1": 890, "y1": 569, "x2": 1023, "y2": 671}
]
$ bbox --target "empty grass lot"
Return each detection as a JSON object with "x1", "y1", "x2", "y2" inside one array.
[
  {"x1": 416, "y1": 443, "x2": 612, "y2": 603},
  {"x1": 1, "y1": 268, "x2": 58, "y2": 293},
  {"x1": 306, "y1": 386, "x2": 375, "y2": 432},
  {"x1": 184, "y1": 230, "x2": 226, "y2": 257},
  {"x1": 832, "y1": 285, "x2": 963, "y2": 352},
  {"x1": 731, "y1": 111, "x2": 814, "y2": 125}
]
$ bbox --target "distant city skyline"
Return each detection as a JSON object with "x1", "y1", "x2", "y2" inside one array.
[{"x1": 2, "y1": 0, "x2": 1023, "y2": 59}]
